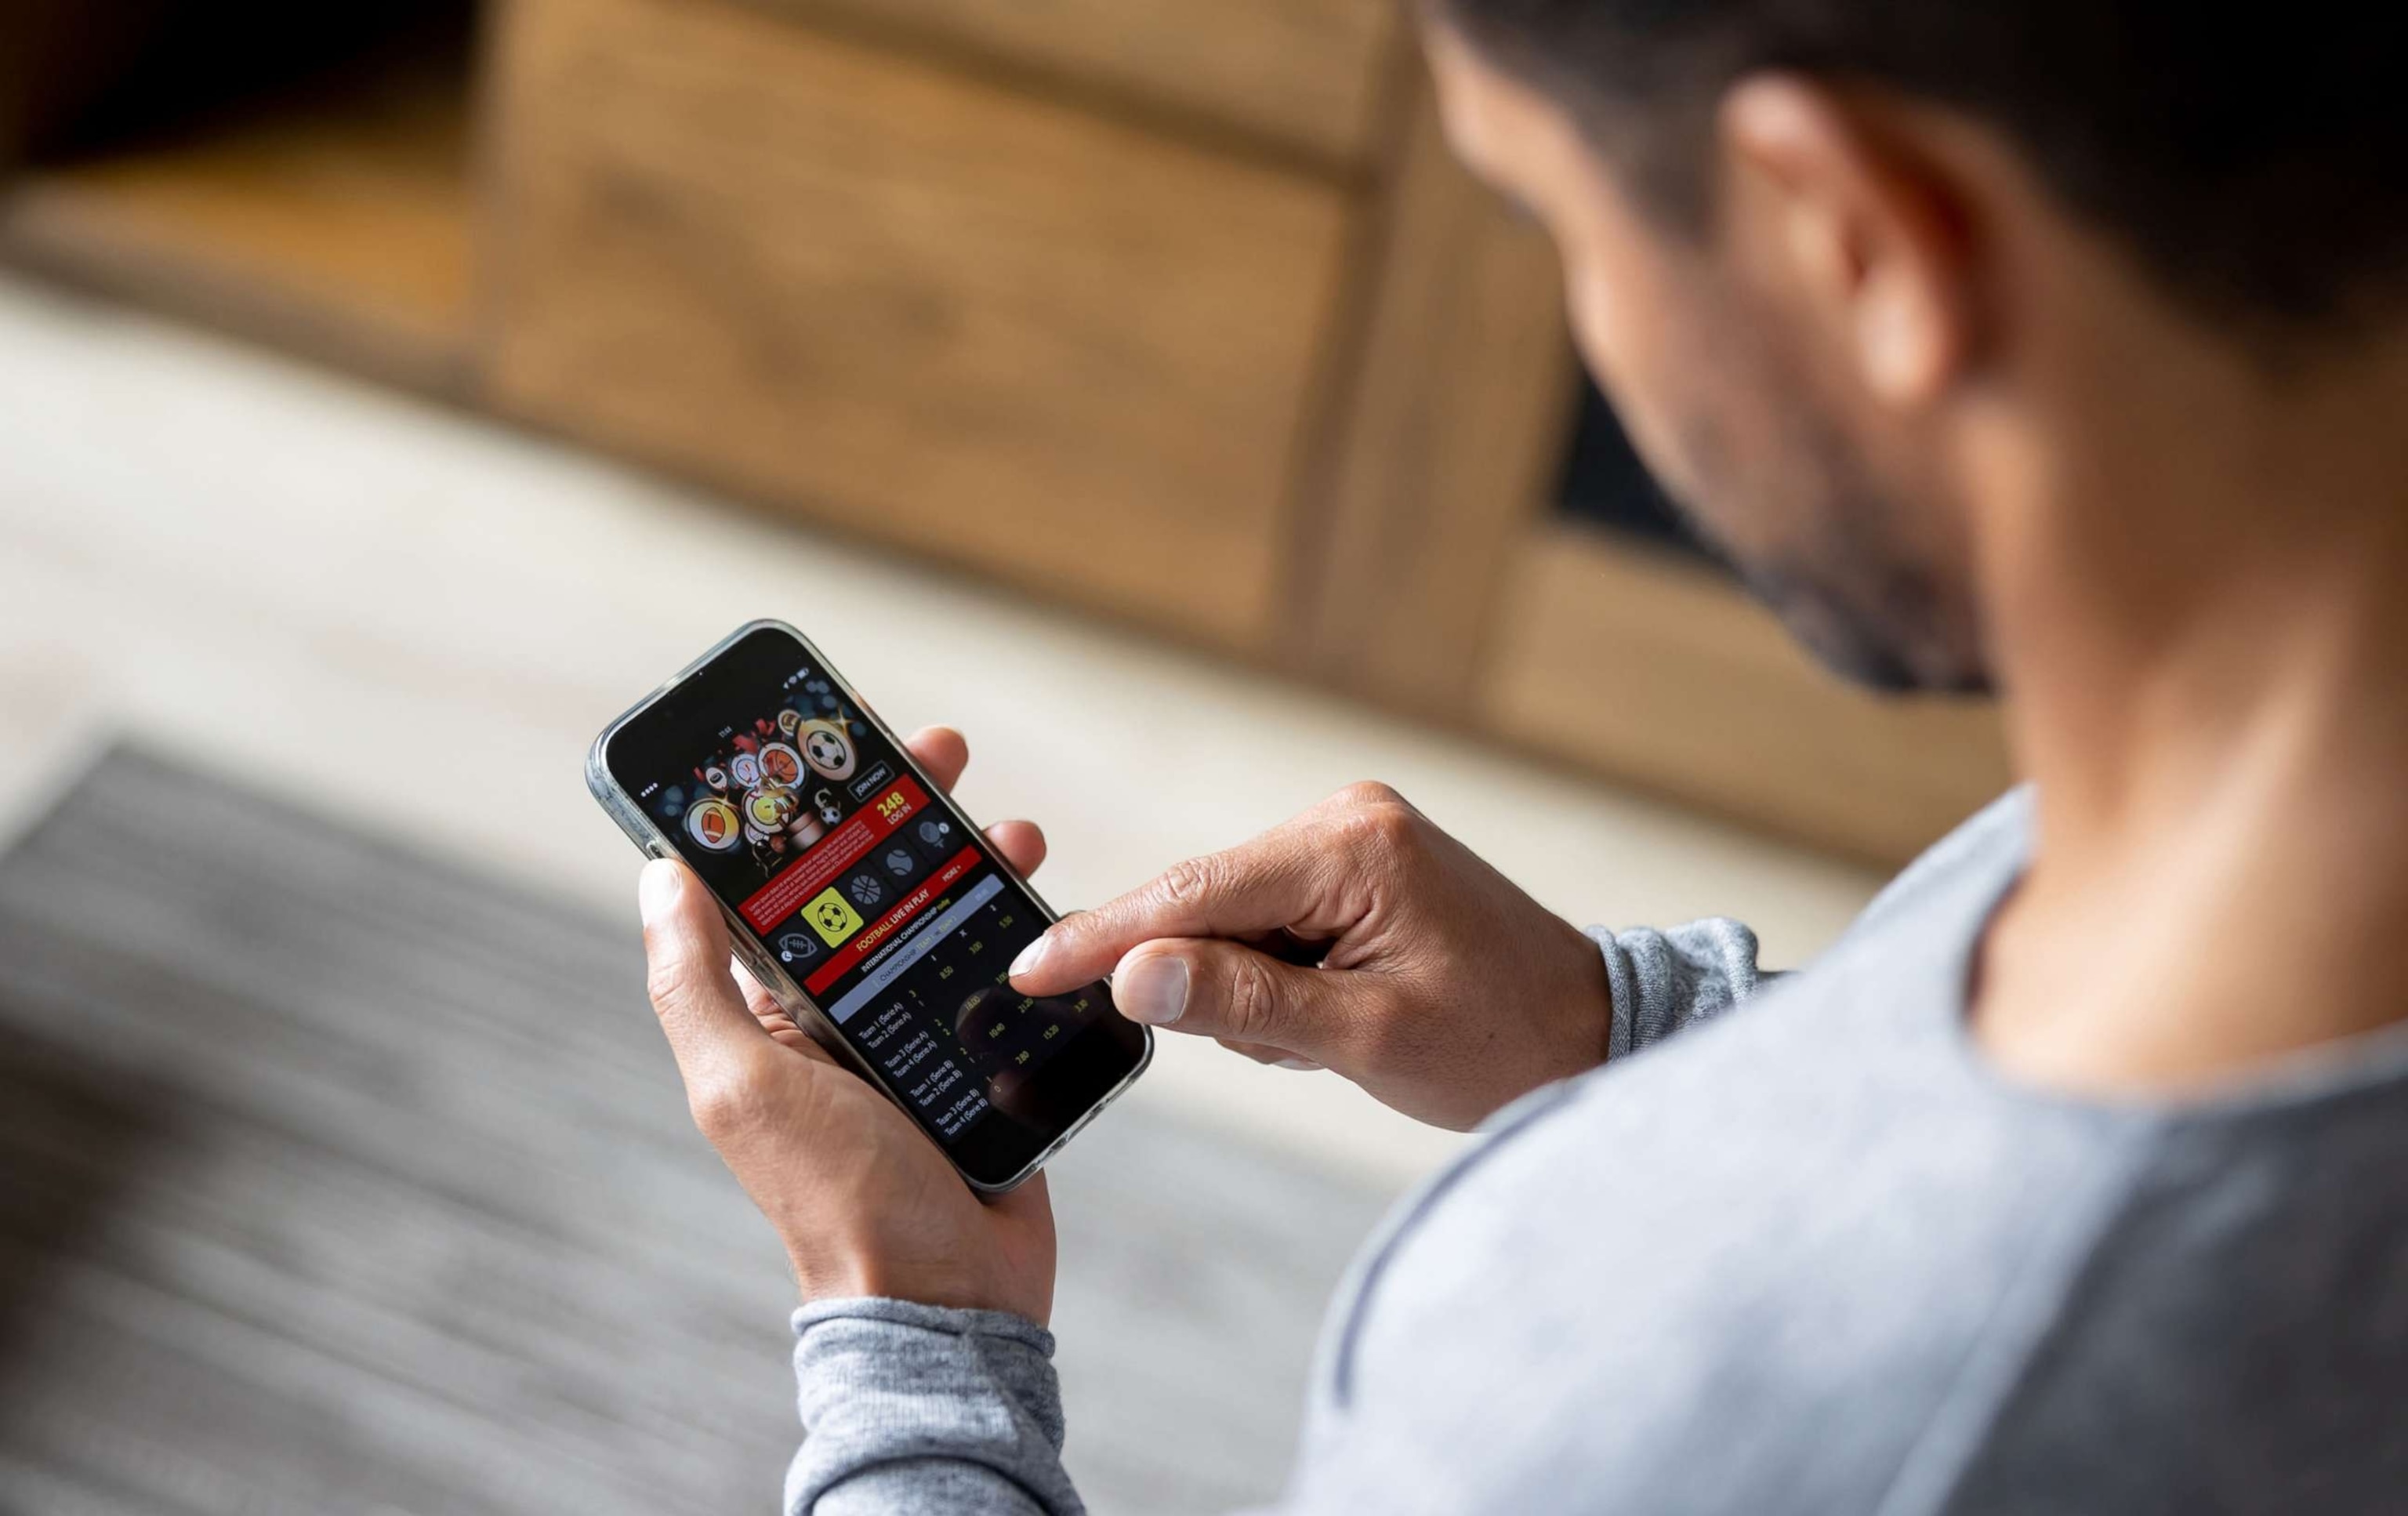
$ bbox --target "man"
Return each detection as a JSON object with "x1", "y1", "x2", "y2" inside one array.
[{"x1": 635, "y1": 0, "x2": 2408, "y2": 1509}]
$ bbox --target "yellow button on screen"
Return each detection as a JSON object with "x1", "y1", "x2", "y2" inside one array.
[{"x1": 803, "y1": 887, "x2": 864, "y2": 947}]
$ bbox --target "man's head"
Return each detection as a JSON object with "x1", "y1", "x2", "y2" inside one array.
[{"x1": 1423, "y1": 2, "x2": 2408, "y2": 692}]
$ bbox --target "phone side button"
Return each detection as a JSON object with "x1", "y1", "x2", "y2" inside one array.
[{"x1": 727, "y1": 934, "x2": 779, "y2": 986}]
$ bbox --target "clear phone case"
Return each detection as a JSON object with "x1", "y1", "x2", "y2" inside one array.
[{"x1": 585, "y1": 618, "x2": 1148, "y2": 1191}]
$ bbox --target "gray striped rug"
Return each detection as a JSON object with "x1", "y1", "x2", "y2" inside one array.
[{"x1": 0, "y1": 749, "x2": 1394, "y2": 1515}]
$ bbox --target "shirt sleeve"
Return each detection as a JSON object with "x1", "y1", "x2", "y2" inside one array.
[
  {"x1": 781, "y1": 920, "x2": 1769, "y2": 1512},
  {"x1": 1589, "y1": 918, "x2": 1767, "y2": 1060},
  {"x1": 785, "y1": 1298, "x2": 1084, "y2": 1516}
]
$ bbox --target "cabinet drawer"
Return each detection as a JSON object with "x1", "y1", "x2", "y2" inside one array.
[
  {"x1": 728, "y1": 0, "x2": 1405, "y2": 168},
  {"x1": 1481, "y1": 525, "x2": 2012, "y2": 864},
  {"x1": 486, "y1": 0, "x2": 1355, "y2": 651}
]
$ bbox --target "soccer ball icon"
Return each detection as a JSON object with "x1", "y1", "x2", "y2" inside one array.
[{"x1": 800, "y1": 719, "x2": 857, "y2": 780}]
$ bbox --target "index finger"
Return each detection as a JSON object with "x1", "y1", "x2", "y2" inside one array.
[
  {"x1": 903, "y1": 725, "x2": 970, "y2": 792},
  {"x1": 1006, "y1": 822, "x2": 1340, "y2": 995}
]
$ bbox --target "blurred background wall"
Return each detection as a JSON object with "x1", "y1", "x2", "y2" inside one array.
[
  {"x1": 0, "y1": 0, "x2": 2007, "y2": 867},
  {"x1": 0, "y1": 2, "x2": 2007, "y2": 1511}
]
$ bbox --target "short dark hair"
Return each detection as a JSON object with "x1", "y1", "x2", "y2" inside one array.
[{"x1": 1433, "y1": 1, "x2": 2408, "y2": 343}]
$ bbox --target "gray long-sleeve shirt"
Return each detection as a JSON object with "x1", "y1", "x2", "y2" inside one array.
[{"x1": 782, "y1": 791, "x2": 2408, "y2": 1512}]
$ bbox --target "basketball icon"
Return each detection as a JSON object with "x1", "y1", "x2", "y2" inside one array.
[{"x1": 760, "y1": 742, "x2": 805, "y2": 787}]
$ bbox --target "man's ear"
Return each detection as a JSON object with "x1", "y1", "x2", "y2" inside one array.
[{"x1": 1718, "y1": 75, "x2": 1978, "y2": 407}]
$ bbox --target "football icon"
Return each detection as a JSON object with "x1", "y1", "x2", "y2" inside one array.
[
  {"x1": 799, "y1": 719, "x2": 857, "y2": 780},
  {"x1": 684, "y1": 797, "x2": 743, "y2": 851}
]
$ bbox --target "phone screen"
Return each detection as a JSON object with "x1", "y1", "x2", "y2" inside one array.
[{"x1": 600, "y1": 625, "x2": 1147, "y2": 1186}]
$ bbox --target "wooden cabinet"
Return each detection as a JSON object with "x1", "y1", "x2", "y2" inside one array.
[
  {"x1": 0, "y1": 0, "x2": 2010, "y2": 863},
  {"x1": 1479, "y1": 528, "x2": 2011, "y2": 866},
  {"x1": 486, "y1": 0, "x2": 1354, "y2": 651},
  {"x1": 726, "y1": 0, "x2": 1405, "y2": 167}
]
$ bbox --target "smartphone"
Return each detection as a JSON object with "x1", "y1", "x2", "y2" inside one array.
[{"x1": 587, "y1": 620, "x2": 1150, "y2": 1191}]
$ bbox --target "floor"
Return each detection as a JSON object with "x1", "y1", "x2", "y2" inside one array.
[
  {"x1": 0, "y1": 270, "x2": 1884, "y2": 1189},
  {"x1": 0, "y1": 751, "x2": 1394, "y2": 1514}
]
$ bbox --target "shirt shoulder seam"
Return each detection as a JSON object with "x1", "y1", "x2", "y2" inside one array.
[
  {"x1": 1869, "y1": 1119, "x2": 2164, "y2": 1516},
  {"x1": 1325, "y1": 1081, "x2": 1582, "y2": 1406}
]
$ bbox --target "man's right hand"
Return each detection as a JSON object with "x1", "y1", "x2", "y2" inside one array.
[{"x1": 1006, "y1": 783, "x2": 1614, "y2": 1130}]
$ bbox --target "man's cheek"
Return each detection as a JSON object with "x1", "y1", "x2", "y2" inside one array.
[
  {"x1": 1569, "y1": 324, "x2": 1706, "y2": 511},
  {"x1": 1565, "y1": 251, "x2": 1705, "y2": 469}
]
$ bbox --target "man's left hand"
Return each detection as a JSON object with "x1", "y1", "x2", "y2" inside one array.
[{"x1": 636, "y1": 724, "x2": 1057, "y2": 1322}]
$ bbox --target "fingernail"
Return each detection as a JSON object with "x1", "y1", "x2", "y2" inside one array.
[
  {"x1": 1274, "y1": 1057, "x2": 1319, "y2": 1072},
  {"x1": 639, "y1": 858, "x2": 683, "y2": 923},
  {"x1": 1009, "y1": 933, "x2": 1055, "y2": 982},
  {"x1": 1114, "y1": 953, "x2": 1188, "y2": 1026}
]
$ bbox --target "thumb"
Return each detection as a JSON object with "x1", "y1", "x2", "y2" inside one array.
[
  {"x1": 1109, "y1": 938, "x2": 1358, "y2": 1063},
  {"x1": 639, "y1": 859, "x2": 767, "y2": 1079}
]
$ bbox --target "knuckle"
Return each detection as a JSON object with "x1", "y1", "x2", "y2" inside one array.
[
  {"x1": 1044, "y1": 907, "x2": 1093, "y2": 948},
  {"x1": 687, "y1": 1063, "x2": 771, "y2": 1141},
  {"x1": 686, "y1": 1079, "x2": 749, "y2": 1141},
  {"x1": 1332, "y1": 779, "x2": 1405, "y2": 812},
  {"x1": 645, "y1": 952, "x2": 701, "y2": 1015},
  {"x1": 1222, "y1": 953, "x2": 1282, "y2": 1043},
  {"x1": 1333, "y1": 794, "x2": 1419, "y2": 856},
  {"x1": 1154, "y1": 854, "x2": 1222, "y2": 912}
]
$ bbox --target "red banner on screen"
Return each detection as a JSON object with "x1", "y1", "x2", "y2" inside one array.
[
  {"x1": 803, "y1": 843, "x2": 985, "y2": 996},
  {"x1": 737, "y1": 774, "x2": 934, "y2": 933}
]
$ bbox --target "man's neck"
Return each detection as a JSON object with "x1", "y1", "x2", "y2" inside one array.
[{"x1": 1969, "y1": 322, "x2": 2408, "y2": 1097}]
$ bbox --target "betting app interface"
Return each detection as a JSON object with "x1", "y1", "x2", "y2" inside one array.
[{"x1": 633, "y1": 658, "x2": 1110, "y2": 1148}]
